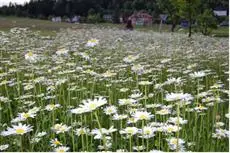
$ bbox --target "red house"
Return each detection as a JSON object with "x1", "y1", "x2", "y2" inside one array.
[{"x1": 129, "y1": 11, "x2": 152, "y2": 26}]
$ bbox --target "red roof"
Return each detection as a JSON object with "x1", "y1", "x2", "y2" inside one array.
[{"x1": 129, "y1": 12, "x2": 152, "y2": 19}]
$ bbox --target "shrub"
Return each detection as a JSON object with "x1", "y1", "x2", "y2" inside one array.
[
  {"x1": 197, "y1": 9, "x2": 217, "y2": 35},
  {"x1": 87, "y1": 13, "x2": 102, "y2": 23}
]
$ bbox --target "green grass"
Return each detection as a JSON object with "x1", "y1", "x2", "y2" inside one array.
[
  {"x1": 212, "y1": 27, "x2": 229, "y2": 37},
  {"x1": 0, "y1": 16, "x2": 228, "y2": 37},
  {"x1": 0, "y1": 16, "x2": 82, "y2": 36}
]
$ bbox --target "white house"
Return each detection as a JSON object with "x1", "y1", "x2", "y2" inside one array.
[
  {"x1": 103, "y1": 14, "x2": 113, "y2": 22},
  {"x1": 71, "y1": 16, "x2": 80, "y2": 23},
  {"x1": 51, "y1": 17, "x2": 62, "y2": 22},
  {"x1": 213, "y1": 7, "x2": 227, "y2": 16}
]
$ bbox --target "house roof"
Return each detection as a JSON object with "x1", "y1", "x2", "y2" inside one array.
[
  {"x1": 129, "y1": 11, "x2": 152, "y2": 19},
  {"x1": 213, "y1": 6, "x2": 227, "y2": 11}
]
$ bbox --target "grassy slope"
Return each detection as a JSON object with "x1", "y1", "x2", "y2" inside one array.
[{"x1": 0, "y1": 16, "x2": 228, "y2": 37}]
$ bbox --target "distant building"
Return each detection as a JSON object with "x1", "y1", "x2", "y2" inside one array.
[
  {"x1": 129, "y1": 11, "x2": 152, "y2": 26},
  {"x1": 51, "y1": 17, "x2": 62, "y2": 22},
  {"x1": 103, "y1": 14, "x2": 113, "y2": 22},
  {"x1": 213, "y1": 7, "x2": 228, "y2": 16},
  {"x1": 119, "y1": 17, "x2": 123, "y2": 23},
  {"x1": 71, "y1": 16, "x2": 80, "y2": 23},
  {"x1": 180, "y1": 20, "x2": 189, "y2": 28}
]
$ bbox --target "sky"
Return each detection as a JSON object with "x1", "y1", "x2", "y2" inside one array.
[{"x1": 0, "y1": 0, "x2": 30, "y2": 6}]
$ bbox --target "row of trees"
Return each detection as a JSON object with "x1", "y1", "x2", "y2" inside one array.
[
  {"x1": 157, "y1": 0, "x2": 229, "y2": 36},
  {"x1": 0, "y1": 0, "x2": 228, "y2": 36}
]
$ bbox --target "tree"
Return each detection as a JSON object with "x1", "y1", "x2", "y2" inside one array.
[
  {"x1": 178, "y1": 0, "x2": 200, "y2": 37},
  {"x1": 197, "y1": 9, "x2": 217, "y2": 35},
  {"x1": 157, "y1": 0, "x2": 181, "y2": 32}
]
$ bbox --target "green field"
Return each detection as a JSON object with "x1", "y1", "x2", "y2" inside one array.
[{"x1": 0, "y1": 16, "x2": 228, "y2": 37}]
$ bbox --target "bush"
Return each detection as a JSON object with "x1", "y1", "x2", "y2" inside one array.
[
  {"x1": 48, "y1": 15, "x2": 54, "y2": 21},
  {"x1": 197, "y1": 9, "x2": 217, "y2": 35},
  {"x1": 87, "y1": 13, "x2": 102, "y2": 23}
]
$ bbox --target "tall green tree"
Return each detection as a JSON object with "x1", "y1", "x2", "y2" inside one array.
[
  {"x1": 157, "y1": 0, "x2": 181, "y2": 32},
  {"x1": 197, "y1": 9, "x2": 217, "y2": 35},
  {"x1": 178, "y1": 0, "x2": 200, "y2": 37}
]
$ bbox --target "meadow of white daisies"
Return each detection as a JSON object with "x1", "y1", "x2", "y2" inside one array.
[{"x1": 0, "y1": 27, "x2": 229, "y2": 152}]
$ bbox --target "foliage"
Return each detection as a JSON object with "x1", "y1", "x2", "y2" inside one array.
[
  {"x1": 197, "y1": 9, "x2": 218, "y2": 35},
  {"x1": 87, "y1": 13, "x2": 102, "y2": 23},
  {"x1": 179, "y1": 0, "x2": 201, "y2": 36},
  {"x1": 156, "y1": 0, "x2": 181, "y2": 32}
]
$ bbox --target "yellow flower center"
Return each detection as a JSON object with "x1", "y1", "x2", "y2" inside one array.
[
  {"x1": 167, "y1": 127, "x2": 174, "y2": 132},
  {"x1": 54, "y1": 140, "x2": 61, "y2": 145},
  {"x1": 171, "y1": 139, "x2": 178, "y2": 145},
  {"x1": 160, "y1": 109, "x2": 168, "y2": 114},
  {"x1": 145, "y1": 130, "x2": 151, "y2": 135},
  {"x1": 89, "y1": 39, "x2": 97, "y2": 43},
  {"x1": 58, "y1": 149, "x2": 65, "y2": 152},
  {"x1": 139, "y1": 114, "x2": 147, "y2": 120},
  {"x1": 60, "y1": 127, "x2": 65, "y2": 132},
  {"x1": 79, "y1": 129, "x2": 85, "y2": 135},
  {"x1": 16, "y1": 128, "x2": 25, "y2": 134},
  {"x1": 89, "y1": 103, "x2": 96, "y2": 109},
  {"x1": 27, "y1": 52, "x2": 33, "y2": 57},
  {"x1": 23, "y1": 113, "x2": 30, "y2": 118},
  {"x1": 198, "y1": 104, "x2": 205, "y2": 109},
  {"x1": 127, "y1": 129, "x2": 134, "y2": 134},
  {"x1": 49, "y1": 104, "x2": 55, "y2": 109}
]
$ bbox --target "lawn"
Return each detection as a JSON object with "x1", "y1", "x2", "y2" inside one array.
[{"x1": 0, "y1": 16, "x2": 228, "y2": 37}]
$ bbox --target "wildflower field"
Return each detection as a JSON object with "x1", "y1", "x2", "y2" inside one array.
[{"x1": 0, "y1": 27, "x2": 229, "y2": 152}]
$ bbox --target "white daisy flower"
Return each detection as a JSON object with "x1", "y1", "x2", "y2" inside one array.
[
  {"x1": 189, "y1": 71, "x2": 206, "y2": 78},
  {"x1": 0, "y1": 144, "x2": 9, "y2": 151},
  {"x1": 78, "y1": 97, "x2": 107, "y2": 113},
  {"x1": 75, "y1": 127, "x2": 90, "y2": 136},
  {"x1": 139, "y1": 126, "x2": 156, "y2": 138},
  {"x1": 131, "y1": 64, "x2": 144, "y2": 75},
  {"x1": 133, "y1": 145, "x2": 146, "y2": 151},
  {"x1": 25, "y1": 51, "x2": 38, "y2": 63},
  {"x1": 129, "y1": 92, "x2": 143, "y2": 99},
  {"x1": 70, "y1": 108, "x2": 85, "y2": 114},
  {"x1": 123, "y1": 55, "x2": 139, "y2": 63},
  {"x1": 163, "y1": 124, "x2": 181, "y2": 133},
  {"x1": 120, "y1": 127, "x2": 139, "y2": 136},
  {"x1": 103, "y1": 105, "x2": 118, "y2": 115},
  {"x1": 118, "y1": 98, "x2": 137, "y2": 106},
  {"x1": 166, "y1": 137, "x2": 185, "y2": 151},
  {"x1": 132, "y1": 111, "x2": 154, "y2": 122},
  {"x1": 156, "y1": 108, "x2": 171, "y2": 115},
  {"x1": 50, "y1": 138, "x2": 62, "y2": 147},
  {"x1": 164, "y1": 77, "x2": 182, "y2": 85},
  {"x1": 56, "y1": 48, "x2": 69, "y2": 55},
  {"x1": 36, "y1": 131, "x2": 47, "y2": 137},
  {"x1": 138, "y1": 81, "x2": 152, "y2": 86},
  {"x1": 167, "y1": 117, "x2": 188, "y2": 125},
  {"x1": 51, "y1": 123, "x2": 71, "y2": 134},
  {"x1": 17, "y1": 111, "x2": 36, "y2": 120},
  {"x1": 45, "y1": 104, "x2": 61, "y2": 111},
  {"x1": 53, "y1": 146, "x2": 70, "y2": 152},
  {"x1": 112, "y1": 114, "x2": 128, "y2": 120},
  {"x1": 86, "y1": 38, "x2": 99, "y2": 47},
  {"x1": 165, "y1": 93, "x2": 193, "y2": 102},
  {"x1": 1, "y1": 123, "x2": 33, "y2": 136}
]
